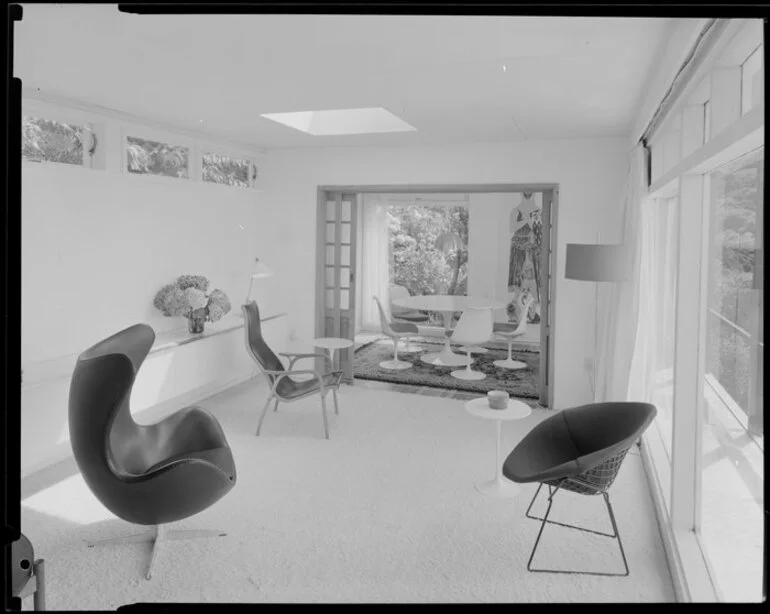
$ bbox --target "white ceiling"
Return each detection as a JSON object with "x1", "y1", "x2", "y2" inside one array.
[{"x1": 15, "y1": 5, "x2": 675, "y2": 150}]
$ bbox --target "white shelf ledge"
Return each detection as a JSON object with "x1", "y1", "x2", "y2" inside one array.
[{"x1": 21, "y1": 312, "x2": 287, "y2": 389}]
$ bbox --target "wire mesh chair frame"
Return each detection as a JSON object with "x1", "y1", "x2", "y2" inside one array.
[{"x1": 523, "y1": 447, "x2": 632, "y2": 576}]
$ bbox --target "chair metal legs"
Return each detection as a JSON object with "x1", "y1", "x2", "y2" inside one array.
[
  {"x1": 524, "y1": 483, "x2": 630, "y2": 576},
  {"x1": 87, "y1": 524, "x2": 227, "y2": 580}
]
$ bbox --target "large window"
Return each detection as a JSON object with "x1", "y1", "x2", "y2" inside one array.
[
  {"x1": 699, "y1": 147, "x2": 763, "y2": 603},
  {"x1": 387, "y1": 204, "x2": 468, "y2": 325},
  {"x1": 640, "y1": 19, "x2": 764, "y2": 603}
]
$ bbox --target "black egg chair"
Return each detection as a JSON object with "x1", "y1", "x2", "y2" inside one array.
[{"x1": 68, "y1": 323, "x2": 237, "y2": 580}]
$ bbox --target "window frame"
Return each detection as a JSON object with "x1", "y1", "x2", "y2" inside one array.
[
  {"x1": 21, "y1": 95, "x2": 264, "y2": 189},
  {"x1": 642, "y1": 17, "x2": 764, "y2": 604}
]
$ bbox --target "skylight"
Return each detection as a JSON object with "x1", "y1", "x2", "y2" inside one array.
[{"x1": 260, "y1": 107, "x2": 416, "y2": 136}]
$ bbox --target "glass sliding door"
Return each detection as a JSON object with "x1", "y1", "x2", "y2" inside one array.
[{"x1": 699, "y1": 147, "x2": 764, "y2": 603}]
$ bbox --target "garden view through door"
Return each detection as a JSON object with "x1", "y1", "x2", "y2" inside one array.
[
  {"x1": 387, "y1": 200, "x2": 469, "y2": 326},
  {"x1": 316, "y1": 191, "x2": 357, "y2": 382}
]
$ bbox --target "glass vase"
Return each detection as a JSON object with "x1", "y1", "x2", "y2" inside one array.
[{"x1": 187, "y1": 315, "x2": 205, "y2": 334}]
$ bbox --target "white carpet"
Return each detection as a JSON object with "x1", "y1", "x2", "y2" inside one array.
[{"x1": 21, "y1": 380, "x2": 675, "y2": 607}]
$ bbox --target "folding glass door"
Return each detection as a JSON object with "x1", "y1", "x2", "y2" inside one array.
[{"x1": 316, "y1": 191, "x2": 358, "y2": 382}]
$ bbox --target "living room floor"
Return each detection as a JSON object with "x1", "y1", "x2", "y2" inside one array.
[{"x1": 20, "y1": 378, "x2": 674, "y2": 607}]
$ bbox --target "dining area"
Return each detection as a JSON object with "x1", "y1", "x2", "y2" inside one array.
[
  {"x1": 353, "y1": 285, "x2": 540, "y2": 400},
  {"x1": 348, "y1": 190, "x2": 547, "y2": 402}
]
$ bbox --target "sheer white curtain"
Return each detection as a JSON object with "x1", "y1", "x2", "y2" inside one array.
[
  {"x1": 359, "y1": 194, "x2": 392, "y2": 330},
  {"x1": 595, "y1": 143, "x2": 647, "y2": 402},
  {"x1": 627, "y1": 196, "x2": 679, "y2": 418}
]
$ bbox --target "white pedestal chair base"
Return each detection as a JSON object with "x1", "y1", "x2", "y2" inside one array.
[
  {"x1": 493, "y1": 337, "x2": 527, "y2": 370},
  {"x1": 380, "y1": 337, "x2": 414, "y2": 370},
  {"x1": 493, "y1": 358, "x2": 528, "y2": 370},
  {"x1": 451, "y1": 368, "x2": 487, "y2": 380},
  {"x1": 379, "y1": 359, "x2": 413, "y2": 370},
  {"x1": 87, "y1": 524, "x2": 227, "y2": 580},
  {"x1": 450, "y1": 346, "x2": 487, "y2": 380}
]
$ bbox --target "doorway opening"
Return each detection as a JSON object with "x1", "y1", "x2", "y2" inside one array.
[{"x1": 316, "y1": 184, "x2": 557, "y2": 408}]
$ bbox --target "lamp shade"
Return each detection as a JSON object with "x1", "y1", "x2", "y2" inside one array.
[
  {"x1": 565, "y1": 243, "x2": 630, "y2": 282},
  {"x1": 250, "y1": 258, "x2": 273, "y2": 279}
]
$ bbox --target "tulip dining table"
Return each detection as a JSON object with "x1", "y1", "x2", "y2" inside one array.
[{"x1": 390, "y1": 294, "x2": 506, "y2": 367}]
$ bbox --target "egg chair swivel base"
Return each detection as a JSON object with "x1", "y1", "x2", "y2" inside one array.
[
  {"x1": 86, "y1": 525, "x2": 228, "y2": 581},
  {"x1": 502, "y1": 401, "x2": 657, "y2": 577}
]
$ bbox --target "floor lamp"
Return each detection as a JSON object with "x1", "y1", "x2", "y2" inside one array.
[{"x1": 565, "y1": 242, "x2": 630, "y2": 402}]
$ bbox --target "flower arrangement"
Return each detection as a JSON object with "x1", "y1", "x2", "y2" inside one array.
[{"x1": 153, "y1": 274, "x2": 231, "y2": 333}]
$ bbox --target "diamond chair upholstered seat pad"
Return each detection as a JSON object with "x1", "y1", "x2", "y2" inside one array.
[{"x1": 502, "y1": 402, "x2": 656, "y2": 485}]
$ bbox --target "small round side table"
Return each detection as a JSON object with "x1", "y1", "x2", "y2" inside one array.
[
  {"x1": 465, "y1": 397, "x2": 532, "y2": 497},
  {"x1": 314, "y1": 337, "x2": 354, "y2": 371}
]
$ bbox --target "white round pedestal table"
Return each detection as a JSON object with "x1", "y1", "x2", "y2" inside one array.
[
  {"x1": 314, "y1": 337, "x2": 354, "y2": 372},
  {"x1": 391, "y1": 295, "x2": 506, "y2": 368},
  {"x1": 465, "y1": 397, "x2": 532, "y2": 497}
]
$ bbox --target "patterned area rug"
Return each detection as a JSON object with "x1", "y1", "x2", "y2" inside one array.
[{"x1": 354, "y1": 337, "x2": 540, "y2": 399}]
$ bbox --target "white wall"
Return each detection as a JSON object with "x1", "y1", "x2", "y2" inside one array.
[
  {"x1": 468, "y1": 192, "x2": 514, "y2": 320},
  {"x1": 20, "y1": 107, "x2": 289, "y2": 476},
  {"x1": 21, "y1": 162, "x2": 286, "y2": 364},
  {"x1": 259, "y1": 138, "x2": 627, "y2": 409}
]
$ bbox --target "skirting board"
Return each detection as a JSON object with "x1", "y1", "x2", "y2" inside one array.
[{"x1": 20, "y1": 368, "x2": 263, "y2": 489}]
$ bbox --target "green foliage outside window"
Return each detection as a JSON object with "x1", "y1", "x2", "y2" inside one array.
[
  {"x1": 202, "y1": 153, "x2": 250, "y2": 187},
  {"x1": 127, "y1": 136, "x2": 189, "y2": 178},
  {"x1": 707, "y1": 147, "x2": 763, "y2": 421},
  {"x1": 22, "y1": 116, "x2": 84, "y2": 165},
  {"x1": 387, "y1": 204, "x2": 469, "y2": 325}
]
